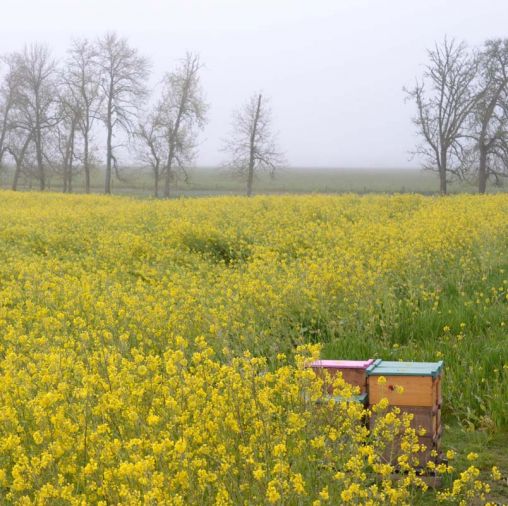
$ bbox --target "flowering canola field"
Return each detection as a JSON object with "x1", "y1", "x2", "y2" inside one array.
[{"x1": 0, "y1": 192, "x2": 507, "y2": 504}]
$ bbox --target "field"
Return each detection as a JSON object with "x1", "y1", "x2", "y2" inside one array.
[
  {"x1": 0, "y1": 191, "x2": 507, "y2": 504},
  {"x1": 2, "y1": 166, "x2": 507, "y2": 196}
]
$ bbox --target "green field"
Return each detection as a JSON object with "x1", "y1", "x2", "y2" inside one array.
[{"x1": 1, "y1": 166, "x2": 506, "y2": 196}]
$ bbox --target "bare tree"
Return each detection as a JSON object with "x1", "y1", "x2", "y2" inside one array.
[
  {"x1": 0, "y1": 55, "x2": 21, "y2": 172},
  {"x1": 223, "y1": 93, "x2": 283, "y2": 196},
  {"x1": 158, "y1": 53, "x2": 207, "y2": 198},
  {"x1": 97, "y1": 32, "x2": 150, "y2": 194},
  {"x1": 468, "y1": 39, "x2": 508, "y2": 193},
  {"x1": 406, "y1": 38, "x2": 480, "y2": 195},
  {"x1": 53, "y1": 84, "x2": 81, "y2": 193},
  {"x1": 13, "y1": 44, "x2": 58, "y2": 190},
  {"x1": 5, "y1": 125, "x2": 33, "y2": 191},
  {"x1": 65, "y1": 39, "x2": 101, "y2": 193},
  {"x1": 135, "y1": 108, "x2": 166, "y2": 197}
]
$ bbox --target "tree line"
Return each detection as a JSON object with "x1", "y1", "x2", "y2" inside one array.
[
  {"x1": 0, "y1": 33, "x2": 282, "y2": 197},
  {"x1": 407, "y1": 37, "x2": 508, "y2": 194},
  {"x1": 1, "y1": 33, "x2": 508, "y2": 197}
]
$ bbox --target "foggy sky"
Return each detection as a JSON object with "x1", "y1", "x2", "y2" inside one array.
[{"x1": 2, "y1": 0, "x2": 507, "y2": 168}]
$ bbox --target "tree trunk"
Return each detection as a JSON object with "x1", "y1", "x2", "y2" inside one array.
[
  {"x1": 105, "y1": 87, "x2": 113, "y2": 194},
  {"x1": 68, "y1": 125, "x2": 75, "y2": 194},
  {"x1": 84, "y1": 129, "x2": 90, "y2": 194},
  {"x1": 247, "y1": 94, "x2": 262, "y2": 197},
  {"x1": 154, "y1": 165, "x2": 159, "y2": 198},
  {"x1": 439, "y1": 171, "x2": 447, "y2": 195},
  {"x1": 164, "y1": 155, "x2": 173, "y2": 198},
  {"x1": 10, "y1": 136, "x2": 31, "y2": 191},
  {"x1": 478, "y1": 145, "x2": 488, "y2": 194},
  {"x1": 246, "y1": 164, "x2": 254, "y2": 197},
  {"x1": 105, "y1": 123, "x2": 112, "y2": 194},
  {"x1": 439, "y1": 148, "x2": 447, "y2": 195},
  {"x1": 12, "y1": 163, "x2": 21, "y2": 191},
  {"x1": 0, "y1": 104, "x2": 11, "y2": 172},
  {"x1": 35, "y1": 129, "x2": 45, "y2": 191}
]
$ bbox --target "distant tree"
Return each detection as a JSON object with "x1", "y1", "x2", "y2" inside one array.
[
  {"x1": 406, "y1": 38, "x2": 480, "y2": 195},
  {"x1": 12, "y1": 44, "x2": 58, "y2": 190},
  {"x1": 467, "y1": 39, "x2": 508, "y2": 193},
  {"x1": 0, "y1": 55, "x2": 21, "y2": 172},
  {"x1": 158, "y1": 53, "x2": 207, "y2": 198},
  {"x1": 64, "y1": 39, "x2": 102, "y2": 193},
  {"x1": 4, "y1": 125, "x2": 33, "y2": 191},
  {"x1": 97, "y1": 32, "x2": 150, "y2": 194},
  {"x1": 223, "y1": 93, "x2": 283, "y2": 196},
  {"x1": 135, "y1": 108, "x2": 166, "y2": 197},
  {"x1": 53, "y1": 83, "x2": 81, "y2": 193}
]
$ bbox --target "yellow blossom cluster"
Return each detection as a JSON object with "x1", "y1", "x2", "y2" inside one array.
[
  {"x1": 0, "y1": 340, "x2": 495, "y2": 504},
  {"x1": 0, "y1": 191, "x2": 506, "y2": 504}
]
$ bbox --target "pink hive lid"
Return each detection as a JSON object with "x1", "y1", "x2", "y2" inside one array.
[{"x1": 309, "y1": 359, "x2": 375, "y2": 369}]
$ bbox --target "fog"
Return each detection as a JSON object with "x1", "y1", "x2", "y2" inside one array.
[{"x1": 2, "y1": 0, "x2": 507, "y2": 168}]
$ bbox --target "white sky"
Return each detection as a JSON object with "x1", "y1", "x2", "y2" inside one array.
[{"x1": 1, "y1": 0, "x2": 507, "y2": 168}]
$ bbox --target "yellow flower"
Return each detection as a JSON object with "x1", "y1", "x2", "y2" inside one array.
[
  {"x1": 377, "y1": 376, "x2": 387, "y2": 385},
  {"x1": 273, "y1": 443, "x2": 286, "y2": 457},
  {"x1": 266, "y1": 481, "x2": 281, "y2": 503},
  {"x1": 33, "y1": 431, "x2": 43, "y2": 445},
  {"x1": 467, "y1": 452, "x2": 479, "y2": 461},
  {"x1": 253, "y1": 467, "x2": 265, "y2": 481},
  {"x1": 319, "y1": 486, "x2": 329, "y2": 501},
  {"x1": 491, "y1": 466, "x2": 502, "y2": 480},
  {"x1": 291, "y1": 473, "x2": 305, "y2": 495}
]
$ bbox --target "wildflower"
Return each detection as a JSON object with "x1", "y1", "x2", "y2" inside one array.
[
  {"x1": 266, "y1": 481, "x2": 281, "y2": 503},
  {"x1": 319, "y1": 486, "x2": 329, "y2": 501},
  {"x1": 446, "y1": 449, "x2": 456, "y2": 460},
  {"x1": 291, "y1": 473, "x2": 305, "y2": 495},
  {"x1": 491, "y1": 466, "x2": 502, "y2": 480},
  {"x1": 273, "y1": 443, "x2": 286, "y2": 457}
]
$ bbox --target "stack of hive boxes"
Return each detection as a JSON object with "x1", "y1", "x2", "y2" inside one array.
[
  {"x1": 308, "y1": 359, "x2": 375, "y2": 406},
  {"x1": 308, "y1": 359, "x2": 444, "y2": 466},
  {"x1": 366, "y1": 360, "x2": 444, "y2": 464}
]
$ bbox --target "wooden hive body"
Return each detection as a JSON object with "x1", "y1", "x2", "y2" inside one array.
[
  {"x1": 308, "y1": 359, "x2": 375, "y2": 394},
  {"x1": 370, "y1": 405, "x2": 440, "y2": 437},
  {"x1": 367, "y1": 361, "x2": 443, "y2": 407}
]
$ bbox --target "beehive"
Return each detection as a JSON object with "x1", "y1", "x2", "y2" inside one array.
[
  {"x1": 309, "y1": 359, "x2": 376, "y2": 394},
  {"x1": 367, "y1": 360, "x2": 444, "y2": 466}
]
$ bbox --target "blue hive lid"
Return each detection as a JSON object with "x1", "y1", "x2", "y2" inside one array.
[{"x1": 366, "y1": 360, "x2": 444, "y2": 378}]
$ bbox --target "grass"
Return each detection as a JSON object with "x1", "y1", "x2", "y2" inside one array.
[
  {"x1": 319, "y1": 244, "x2": 508, "y2": 501},
  {"x1": 1, "y1": 166, "x2": 507, "y2": 196}
]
